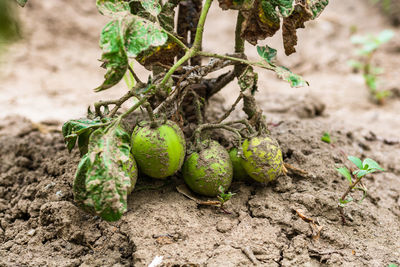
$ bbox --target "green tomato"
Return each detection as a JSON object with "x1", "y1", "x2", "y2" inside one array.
[
  {"x1": 183, "y1": 140, "x2": 233, "y2": 197},
  {"x1": 131, "y1": 120, "x2": 186, "y2": 179},
  {"x1": 240, "y1": 135, "x2": 283, "y2": 183},
  {"x1": 229, "y1": 147, "x2": 249, "y2": 181}
]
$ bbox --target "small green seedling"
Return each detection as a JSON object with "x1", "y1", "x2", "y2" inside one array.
[
  {"x1": 217, "y1": 186, "x2": 235, "y2": 209},
  {"x1": 337, "y1": 156, "x2": 384, "y2": 207},
  {"x1": 321, "y1": 132, "x2": 331, "y2": 144},
  {"x1": 349, "y1": 29, "x2": 394, "y2": 104}
]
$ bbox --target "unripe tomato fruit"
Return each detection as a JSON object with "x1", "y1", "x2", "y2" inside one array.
[
  {"x1": 240, "y1": 135, "x2": 283, "y2": 183},
  {"x1": 131, "y1": 120, "x2": 186, "y2": 179},
  {"x1": 183, "y1": 140, "x2": 233, "y2": 197},
  {"x1": 229, "y1": 147, "x2": 249, "y2": 181}
]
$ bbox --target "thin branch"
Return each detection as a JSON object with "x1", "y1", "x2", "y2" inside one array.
[
  {"x1": 119, "y1": 96, "x2": 149, "y2": 120},
  {"x1": 109, "y1": 90, "x2": 135, "y2": 117},
  {"x1": 197, "y1": 51, "x2": 272, "y2": 71},
  {"x1": 206, "y1": 70, "x2": 236, "y2": 98},
  {"x1": 340, "y1": 174, "x2": 364, "y2": 201},
  {"x1": 159, "y1": 49, "x2": 195, "y2": 89},
  {"x1": 190, "y1": 90, "x2": 204, "y2": 125},
  {"x1": 164, "y1": 30, "x2": 190, "y2": 52},
  {"x1": 216, "y1": 93, "x2": 243, "y2": 123},
  {"x1": 128, "y1": 65, "x2": 144, "y2": 85}
]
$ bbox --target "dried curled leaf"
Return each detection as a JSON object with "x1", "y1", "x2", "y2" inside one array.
[
  {"x1": 241, "y1": 0, "x2": 282, "y2": 45},
  {"x1": 218, "y1": 0, "x2": 328, "y2": 55},
  {"x1": 217, "y1": 0, "x2": 295, "y2": 45},
  {"x1": 282, "y1": 0, "x2": 329, "y2": 55},
  {"x1": 74, "y1": 123, "x2": 138, "y2": 222},
  {"x1": 136, "y1": 40, "x2": 182, "y2": 70}
]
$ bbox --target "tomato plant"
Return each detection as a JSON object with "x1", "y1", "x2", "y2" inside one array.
[{"x1": 17, "y1": 0, "x2": 329, "y2": 221}]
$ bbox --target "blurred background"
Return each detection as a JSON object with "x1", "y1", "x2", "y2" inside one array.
[{"x1": 0, "y1": 0, "x2": 399, "y2": 138}]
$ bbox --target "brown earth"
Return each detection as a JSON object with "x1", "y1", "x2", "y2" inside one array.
[{"x1": 1, "y1": 0, "x2": 400, "y2": 266}]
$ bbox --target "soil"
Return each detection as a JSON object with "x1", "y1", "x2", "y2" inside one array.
[{"x1": 1, "y1": 0, "x2": 400, "y2": 266}]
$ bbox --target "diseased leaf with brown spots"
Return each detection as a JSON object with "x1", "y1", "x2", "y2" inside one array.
[
  {"x1": 74, "y1": 123, "x2": 138, "y2": 222},
  {"x1": 217, "y1": 0, "x2": 295, "y2": 45},
  {"x1": 136, "y1": 40, "x2": 182, "y2": 70},
  {"x1": 282, "y1": 0, "x2": 328, "y2": 55},
  {"x1": 240, "y1": 0, "x2": 282, "y2": 45}
]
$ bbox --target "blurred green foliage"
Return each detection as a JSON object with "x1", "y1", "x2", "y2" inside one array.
[{"x1": 0, "y1": 0, "x2": 21, "y2": 47}]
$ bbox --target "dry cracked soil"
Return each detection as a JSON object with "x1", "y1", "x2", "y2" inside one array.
[{"x1": 1, "y1": 0, "x2": 400, "y2": 266}]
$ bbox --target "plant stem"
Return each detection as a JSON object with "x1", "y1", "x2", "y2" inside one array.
[
  {"x1": 191, "y1": 90, "x2": 204, "y2": 124},
  {"x1": 217, "y1": 93, "x2": 243, "y2": 123},
  {"x1": 234, "y1": 12, "x2": 246, "y2": 76},
  {"x1": 159, "y1": 49, "x2": 195, "y2": 89},
  {"x1": 128, "y1": 64, "x2": 144, "y2": 85},
  {"x1": 340, "y1": 175, "x2": 364, "y2": 201},
  {"x1": 197, "y1": 51, "x2": 273, "y2": 71},
  {"x1": 164, "y1": 30, "x2": 190, "y2": 51},
  {"x1": 234, "y1": 12, "x2": 245, "y2": 53},
  {"x1": 119, "y1": 96, "x2": 149, "y2": 120},
  {"x1": 192, "y1": 0, "x2": 213, "y2": 51},
  {"x1": 159, "y1": 0, "x2": 214, "y2": 89}
]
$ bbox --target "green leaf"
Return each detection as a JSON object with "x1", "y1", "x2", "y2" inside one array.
[
  {"x1": 354, "y1": 169, "x2": 368, "y2": 178},
  {"x1": 347, "y1": 60, "x2": 363, "y2": 70},
  {"x1": 377, "y1": 29, "x2": 394, "y2": 44},
  {"x1": 15, "y1": 0, "x2": 27, "y2": 7},
  {"x1": 387, "y1": 264, "x2": 398, "y2": 267},
  {"x1": 347, "y1": 156, "x2": 363, "y2": 169},
  {"x1": 321, "y1": 132, "x2": 331, "y2": 143},
  {"x1": 95, "y1": 20, "x2": 128, "y2": 92},
  {"x1": 123, "y1": 16, "x2": 168, "y2": 58},
  {"x1": 256, "y1": 45, "x2": 308, "y2": 87},
  {"x1": 275, "y1": 66, "x2": 308, "y2": 87},
  {"x1": 96, "y1": 0, "x2": 130, "y2": 17},
  {"x1": 363, "y1": 74, "x2": 378, "y2": 91},
  {"x1": 77, "y1": 129, "x2": 93, "y2": 156},
  {"x1": 371, "y1": 66, "x2": 384, "y2": 75},
  {"x1": 74, "y1": 123, "x2": 138, "y2": 221},
  {"x1": 352, "y1": 30, "x2": 394, "y2": 56},
  {"x1": 140, "y1": 0, "x2": 162, "y2": 16},
  {"x1": 123, "y1": 62, "x2": 136, "y2": 89},
  {"x1": 338, "y1": 197, "x2": 353, "y2": 207},
  {"x1": 363, "y1": 158, "x2": 384, "y2": 171},
  {"x1": 257, "y1": 45, "x2": 277, "y2": 65},
  {"x1": 158, "y1": 0, "x2": 180, "y2": 32},
  {"x1": 62, "y1": 118, "x2": 107, "y2": 152},
  {"x1": 337, "y1": 167, "x2": 352, "y2": 184}
]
